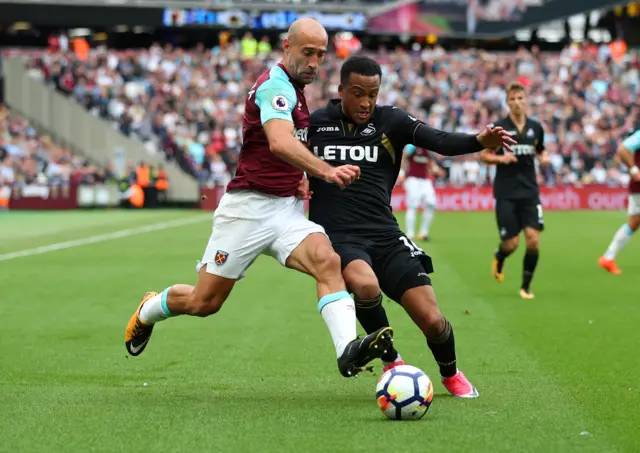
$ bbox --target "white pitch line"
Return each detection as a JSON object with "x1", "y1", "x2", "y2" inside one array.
[{"x1": 0, "y1": 214, "x2": 211, "y2": 262}]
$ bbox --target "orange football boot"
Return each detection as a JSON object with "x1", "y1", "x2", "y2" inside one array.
[
  {"x1": 125, "y1": 291, "x2": 157, "y2": 356},
  {"x1": 598, "y1": 256, "x2": 622, "y2": 274},
  {"x1": 519, "y1": 289, "x2": 535, "y2": 300}
]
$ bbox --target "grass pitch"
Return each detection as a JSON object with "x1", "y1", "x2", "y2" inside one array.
[{"x1": 1, "y1": 209, "x2": 639, "y2": 452}]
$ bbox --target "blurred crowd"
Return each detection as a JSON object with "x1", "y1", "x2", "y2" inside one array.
[
  {"x1": 469, "y1": 0, "x2": 538, "y2": 23},
  {"x1": 0, "y1": 104, "x2": 115, "y2": 191},
  {"x1": 260, "y1": 0, "x2": 392, "y2": 3},
  {"x1": 27, "y1": 35, "x2": 640, "y2": 189}
]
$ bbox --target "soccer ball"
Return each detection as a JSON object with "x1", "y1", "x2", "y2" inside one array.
[{"x1": 375, "y1": 365, "x2": 434, "y2": 420}]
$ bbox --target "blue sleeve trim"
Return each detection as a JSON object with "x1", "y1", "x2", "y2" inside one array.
[
  {"x1": 622, "y1": 130, "x2": 640, "y2": 153},
  {"x1": 405, "y1": 144, "x2": 416, "y2": 155},
  {"x1": 318, "y1": 290, "x2": 351, "y2": 313},
  {"x1": 255, "y1": 68, "x2": 297, "y2": 125},
  {"x1": 160, "y1": 286, "x2": 175, "y2": 317}
]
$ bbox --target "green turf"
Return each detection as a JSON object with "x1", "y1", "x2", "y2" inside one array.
[{"x1": 1, "y1": 209, "x2": 638, "y2": 452}]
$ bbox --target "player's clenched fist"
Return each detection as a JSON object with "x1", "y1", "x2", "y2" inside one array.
[{"x1": 324, "y1": 165, "x2": 361, "y2": 189}]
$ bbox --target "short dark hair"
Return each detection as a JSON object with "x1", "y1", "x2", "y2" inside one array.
[
  {"x1": 340, "y1": 56, "x2": 382, "y2": 86},
  {"x1": 506, "y1": 82, "x2": 526, "y2": 95}
]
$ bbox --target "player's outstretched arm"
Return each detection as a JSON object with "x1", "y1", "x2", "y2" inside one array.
[
  {"x1": 412, "y1": 123, "x2": 485, "y2": 156},
  {"x1": 390, "y1": 109, "x2": 515, "y2": 156},
  {"x1": 413, "y1": 124, "x2": 515, "y2": 156},
  {"x1": 264, "y1": 119, "x2": 360, "y2": 189},
  {"x1": 412, "y1": 124, "x2": 515, "y2": 156}
]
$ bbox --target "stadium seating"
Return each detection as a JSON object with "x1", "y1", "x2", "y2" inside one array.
[
  {"x1": 29, "y1": 40, "x2": 640, "y2": 188},
  {"x1": 0, "y1": 104, "x2": 115, "y2": 189},
  {"x1": 198, "y1": 0, "x2": 390, "y2": 3}
]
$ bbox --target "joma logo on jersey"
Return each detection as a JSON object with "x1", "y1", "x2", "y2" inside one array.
[
  {"x1": 317, "y1": 126, "x2": 339, "y2": 132},
  {"x1": 313, "y1": 145, "x2": 379, "y2": 162},
  {"x1": 511, "y1": 144, "x2": 534, "y2": 156},
  {"x1": 294, "y1": 127, "x2": 308, "y2": 142}
]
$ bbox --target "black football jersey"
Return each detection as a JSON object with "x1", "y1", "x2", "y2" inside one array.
[
  {"x1": 491, "y1": 116, "x2": 545, "y2": 200},
  {"x1": 308, "y1": 100, "x2": 422, "y2": 239}
]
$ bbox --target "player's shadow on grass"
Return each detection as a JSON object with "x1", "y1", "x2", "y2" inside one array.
[
  {"x1": 375, "y1": 415, "x2": 440, "y2": 423},
  {"x1": 356, "y1": 410, "x2": 443, "y2": 423}
]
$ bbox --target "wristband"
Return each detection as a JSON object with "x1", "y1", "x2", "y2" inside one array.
[{"x1": 631, "y1": 166, "x2": 639, "y2": 176}]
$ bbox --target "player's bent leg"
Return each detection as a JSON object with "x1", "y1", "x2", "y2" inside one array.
[
  {"x1": 399, "y1": 285, "x2": 478, "y2": 398},
  {"x1": 165, "y1": 267, "x2": 236, "y2": 317},
  {"x1": 599, "y1": 213, "x2": 640, "y2": 274},
  {"x1": 344, "y1": 259, "x2": 380, "y2": 299},
  {"x1": 493, "y1": 199, "x2": 520, "y2": 282},
  {"x1": 520, "y1": 227, "x2": 540, "y2": 299},
  {"x1": 493, "y1": 235, "x2": 519, "y2": 283},
  {"x1": 343, "y1": 259, "x2": 402, "y2": 368},
  {"x1": 125, "y1": 190, "x2": 272, "y2": 357},
  {"x1": 501, "y1": 236, "x2": 520, "y2": 252},
  {"x1": 404, "y1": 178, "x2": 419, "y2": 239},
  {"x1": 282, "y1": 231, "x2": 394, "y2": 377},
  {"x1": 405, "y1": 206, "x2": 418, "y2": 240},
  {"x1": 418, "y1": 203, "x2": 435, "y2": 241},
  {"x1": 518, "y1": 199, "x2": 544, "y2": 298},
  {"x1": 418, "y1": 182, "x2": 436, "y2": 240},
  {"x1": 285, "y1": 232, "x2": 346, "y2": 298},
  {"x1": 125, "y1": 267, "x2": 237, "y2": 356}
]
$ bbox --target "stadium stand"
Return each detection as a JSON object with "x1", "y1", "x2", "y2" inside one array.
[
  {"x1": 26, "y1": 38, "x2": 640, "y2": 189},
  {"x1": 257, "y1": 0, "x2": 391, "y2": 3},
  {"x1": 198, "y1": 0, "x2": 391, "y2": 4},
  {"x1": 0, "y1": 104, "x2": 114, "y2": 190}
]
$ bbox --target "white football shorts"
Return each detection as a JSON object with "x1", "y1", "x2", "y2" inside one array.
[
  {"x1": 197, "y1": 190, "x2": 326, "y2": 280},
  {"x1": 628, "y1": 194, "x2": 640, "y2": 216},
  {"x1": 404, "y1": 176, "x2": 437, "y2": 209}
]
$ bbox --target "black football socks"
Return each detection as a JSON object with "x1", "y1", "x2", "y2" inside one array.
[
  {"x1": 522, "y1": 248, "x2": 539, "y2": 292},
  {"x1": 355, "y1": 293, "x2": 398, "y2": 362},
  {"x1": 494, "y1": 244, "x2": 514, "y2": 274},
  {"x1": 427, "y1": 319, "x2": 457, "y2": 378}
]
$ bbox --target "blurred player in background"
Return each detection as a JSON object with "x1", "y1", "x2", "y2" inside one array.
[
  {"x1": 598, "y1": 129, "x2": 640, "y2": 274},
  {"x1": 306, "y1": 56, "x2": 516, "y2": 398},
  {"x1": 480, "y1": 83, "x2": 550, "y2": 299},
  {"x1": 124, "y1": 18, "x2": 394, "y2": 378},
  {"x1": 398, "y1": 145, "x2": 443, "y2": 241}
]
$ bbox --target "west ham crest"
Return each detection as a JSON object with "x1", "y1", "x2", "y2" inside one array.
[{"x1": 214, "y1": 250, "x2": 229, "y2": 266}]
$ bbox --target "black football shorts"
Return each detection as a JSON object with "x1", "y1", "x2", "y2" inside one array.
[
  {"x1": 329, "y1": 232, "x2": 434, "y2": 304},
  {"x1": 495, "y1": 197, "x2": 544, "y2": 240}
]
